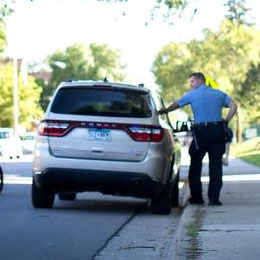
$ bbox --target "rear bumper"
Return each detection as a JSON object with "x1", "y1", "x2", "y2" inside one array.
[{"x1": 34, "y1": 168, "x2": 164, "y2": 198}]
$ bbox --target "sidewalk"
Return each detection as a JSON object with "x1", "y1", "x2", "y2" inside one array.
[
  {"x1": 94, "y1": 150, "x2": 191, "y2": 260},
  {"x1": 174, "y1": 157, "x2": 260, "y2": 260}
]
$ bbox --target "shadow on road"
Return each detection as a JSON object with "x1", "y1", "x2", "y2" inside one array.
[
  {"x1": 55, "y1": 191, "x2": 149, "y2": 213},
  {"x1": 1, "y1": 181, "x2": 148, "y2": 214}
]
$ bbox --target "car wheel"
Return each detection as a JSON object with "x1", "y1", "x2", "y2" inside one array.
[
  {"x1": 0, "y1": 167, "x2": 3, "y2": 193},
  {"x1": 171, "y1": 170, "x2": 180, "y2": 207},
  {"x1": 31, "y1": 179, "x2": 55, "y2": 208},
  {"x1": 151, "y1": 186, "x2": 171, "y2": 215},
  {"x1": 58, "y1": 192, "x2": 77, "y2": 201}
]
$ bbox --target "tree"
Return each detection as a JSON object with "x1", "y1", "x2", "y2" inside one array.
[
  {"x1": 224, "y1": 0, "x2": 253, "y2": 26},
  {"x1": 153, "y1": 19, "x2": 260, "y2": 98},
  {"x1": 152, "y1": 42, "x2": 193, "y2": 101},
  {"x1": 0, "y1": 63, "x2": 43, "y2": 129},
  {"x1": 0, "y1": 0, "x2": 14, "y2": 53},
  {"x1": 87, "y1": 0, "x2": 254, "y2": 24},
  {"x1": 48, "y1": 44, "x2": 90, "y2": 90},
  {"x1": 239, "y1": 62, "x2": 260, "y2": 122},
  {"x1": 24, "y1": 0, "x2": 194, "y2": 24},
  {"x1": 38, "y1": 43, "x2": 125, "y2": 110},
  {"x1": 0, "y1": 22, "x2": 5, "y2": 53},
  {"x1": 152, "y1": 19, "x2": 260, "y2": 141}
]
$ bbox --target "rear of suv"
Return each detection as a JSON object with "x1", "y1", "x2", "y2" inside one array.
[{"x1": 32, "y1": 80, "x2": 181, "y2": 214}]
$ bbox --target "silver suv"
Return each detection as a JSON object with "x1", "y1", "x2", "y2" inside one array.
[{"x1": 32, "y1": 80, "x2": 181, "y2": 214}]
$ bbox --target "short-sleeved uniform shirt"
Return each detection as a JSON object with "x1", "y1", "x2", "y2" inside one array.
[{"x1": 178, "y1": 84, "x2": 232, "y2": 123}]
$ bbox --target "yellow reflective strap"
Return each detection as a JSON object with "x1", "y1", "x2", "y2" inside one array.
[{"x1": 205, "y1": 76, "x2": 220, "y2": 89}]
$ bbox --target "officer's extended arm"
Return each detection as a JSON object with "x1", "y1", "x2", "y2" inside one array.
[
  {"x1": 159, "y1": 101, "x2": 180, "y2": 114},
  {"x1": 225, "y1": 101, "x2": 237, "y2": 122}
]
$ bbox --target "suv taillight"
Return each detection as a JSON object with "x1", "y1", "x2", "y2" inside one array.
[
  {"x1": 38, "y1": 120, "x2": 164, "y2": 142},
  {"x1": 38, "y1": 121, "x2": 72, "y2": 137},
  {"x1": 151, "y1": 128, "x2": 165, "y2": 142},
  {"x1": 128, "y1": 126, "x2": 164, "y2": 142}
]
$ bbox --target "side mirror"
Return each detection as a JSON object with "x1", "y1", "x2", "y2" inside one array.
[{"x1": 174, "y1": 121, "x2": 192, "y2": 132}]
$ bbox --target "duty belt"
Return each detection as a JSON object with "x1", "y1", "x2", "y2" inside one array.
[
  {"x1": 191, "y1": 120, "x2": 225, "y2": 150},
  {"x1": 194, "y1": 121, "x2": 223, "y2": 126}
]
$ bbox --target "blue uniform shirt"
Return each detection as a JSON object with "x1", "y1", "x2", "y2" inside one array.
[{"x1": 178, "y1": 84, "x2": 232, "y2": 123}]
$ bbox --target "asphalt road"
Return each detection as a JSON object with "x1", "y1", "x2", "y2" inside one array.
[{"x1": 0, "y1": 157, "x2": 147, "y2": 260}]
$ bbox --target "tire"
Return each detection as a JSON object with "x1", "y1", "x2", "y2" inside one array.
[
  {"x1": 151, "y1": 186, "x2": 171, "y2": 215},
  {"x1": 31, "y1": 179, "x2": 55, "y2": 208},
  {"x1": 58, "y1": 192, "x2": 76, "y2": 201},
  {"x1": 0, "y1": 167, "x2": 3, "y2": 193},
  {"x1": 171, "y1": 171, "x2": 180, "y2": 207}
]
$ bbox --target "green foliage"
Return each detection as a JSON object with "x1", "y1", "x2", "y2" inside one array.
[
  {"x1": 99, "y1": 0, "x2": 192, "y2": 23},
  {"x1": 239, "y1": 62, "x2": 260, "y2": 122},
  {"x1": 153, "y1": 19, "x2": 260, "y2": 103},
  {"x1": 0, "y1": 23, "x2": 6, "y2": 53},
  {"x1": 232, "y1": 137, "x2": 260, "y2": 167},
  {"x1": 0, "y1": 0, "x2": 14, "y2": 53},
  {"x1": 224, "y1": 0, "x2": 253, "y2": 26},
  {"x1": 35, "y1": 77, "x2": 49, "y2": 111},
  {"x1": 152, "y1": 19, "x2": 260, "y2": 133},
  {"x1": 39, "y1": 43, "x2": 125, "y2": 110},
  {"x1": 152, "y1": 42, "x2": 192, "y2": 101},
  {"x1": 152, "y1": 0, "x2": 190, "y2": 20},
  {"x1": 87, "y1": 43, "x2": 125, "y2": 81},
  {"x1": 0, "y1": 0, "x2": 14, "y2": 21},
  {"x1": 0, "y1": 63, "x2": 43, "y2": 128},
  {"x1": 99, "y1": 0, "x2": 188, "y2": 10},
  {"x1": 48, "y1": 44, "x2": 89, "y2": 89}
]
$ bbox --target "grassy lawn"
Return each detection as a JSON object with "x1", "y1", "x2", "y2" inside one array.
[{"x1": 231, "y1": 137, "x2": 260, "y2": 168}]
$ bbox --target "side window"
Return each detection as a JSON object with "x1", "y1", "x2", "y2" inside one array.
[
  {"x1": 151, "y1": 93, "x2": 161, "y2": 110},
  {"x1": 151, "y1": 93, "x2": 164, "y2": 119}
]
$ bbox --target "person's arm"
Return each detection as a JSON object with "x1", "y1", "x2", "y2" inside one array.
[
  {"x1": 225, "y1": 101, "x2": 237, "y2": 122},
  {"x1": 158, "y1": 101, "x2": 180, "y2": 114}
]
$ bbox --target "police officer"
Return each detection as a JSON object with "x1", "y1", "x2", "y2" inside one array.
[{"x1": 159, "y1": 72, "x2": 237, "y2": 206}]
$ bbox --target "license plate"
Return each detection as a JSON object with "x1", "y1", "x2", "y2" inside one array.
[{"x1": 88, "y1": 128, "x2": 111, "y2": 141}]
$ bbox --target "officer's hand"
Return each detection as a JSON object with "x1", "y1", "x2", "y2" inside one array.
[{"x1": 158, "y1": 109, "x2": 166, "y2": 115}]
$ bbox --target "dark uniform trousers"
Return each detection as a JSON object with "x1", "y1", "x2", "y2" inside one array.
[{"x1": 188, "y1": 122, "x2": 226, "y2": 201}]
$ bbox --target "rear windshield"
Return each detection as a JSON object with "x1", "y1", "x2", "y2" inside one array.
[{"x1": 51, "y1": 87, "x2": 152, "y2": 118}]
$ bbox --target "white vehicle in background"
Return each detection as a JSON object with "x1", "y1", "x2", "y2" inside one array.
[
  {"x1": 0, "y1": 128, "x2": 23, "y2": 159},
  {"x1": 20, "y1": 132, "x2": 36, "y2": 154}
]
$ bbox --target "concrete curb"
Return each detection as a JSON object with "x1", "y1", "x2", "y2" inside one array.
[
  {"x1": 166, "y1": 183, "x2": 191, "y2": 260},
  {"x1": 166, "y1": 204, "x2": 202, "y2": 260}
]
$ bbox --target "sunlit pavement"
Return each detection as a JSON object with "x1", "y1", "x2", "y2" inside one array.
[
  {"x1": 0, "y1": 150, "x2": 190, "y2": 260},
  {"x1": 0, "y1": 154, "x2": 150, "y2": 260},
  {"x1": 4, "y1": 147, "x2": 260, "y2": 260},
  {"x1": 1, "y1": 154, "x2": 33, "y2": 184},
  {"x1": 94, "y1": 147, "x2": 191, "y2": 260},
  {"x1": 95, "y1": 146, "x2": 260, "y2": 260},
  {"x1": 0, "y1": 154, "x2": 33, "y2": 163},
  {"x1": 0, "y1": 146, "x2": 193, "y2": 260},
  {"x1": 174, "y1": 156, "x2": 260, "y2": 260},
  {"x1": 0, "y1": 148, "x2": 190, "y2": 260}
]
